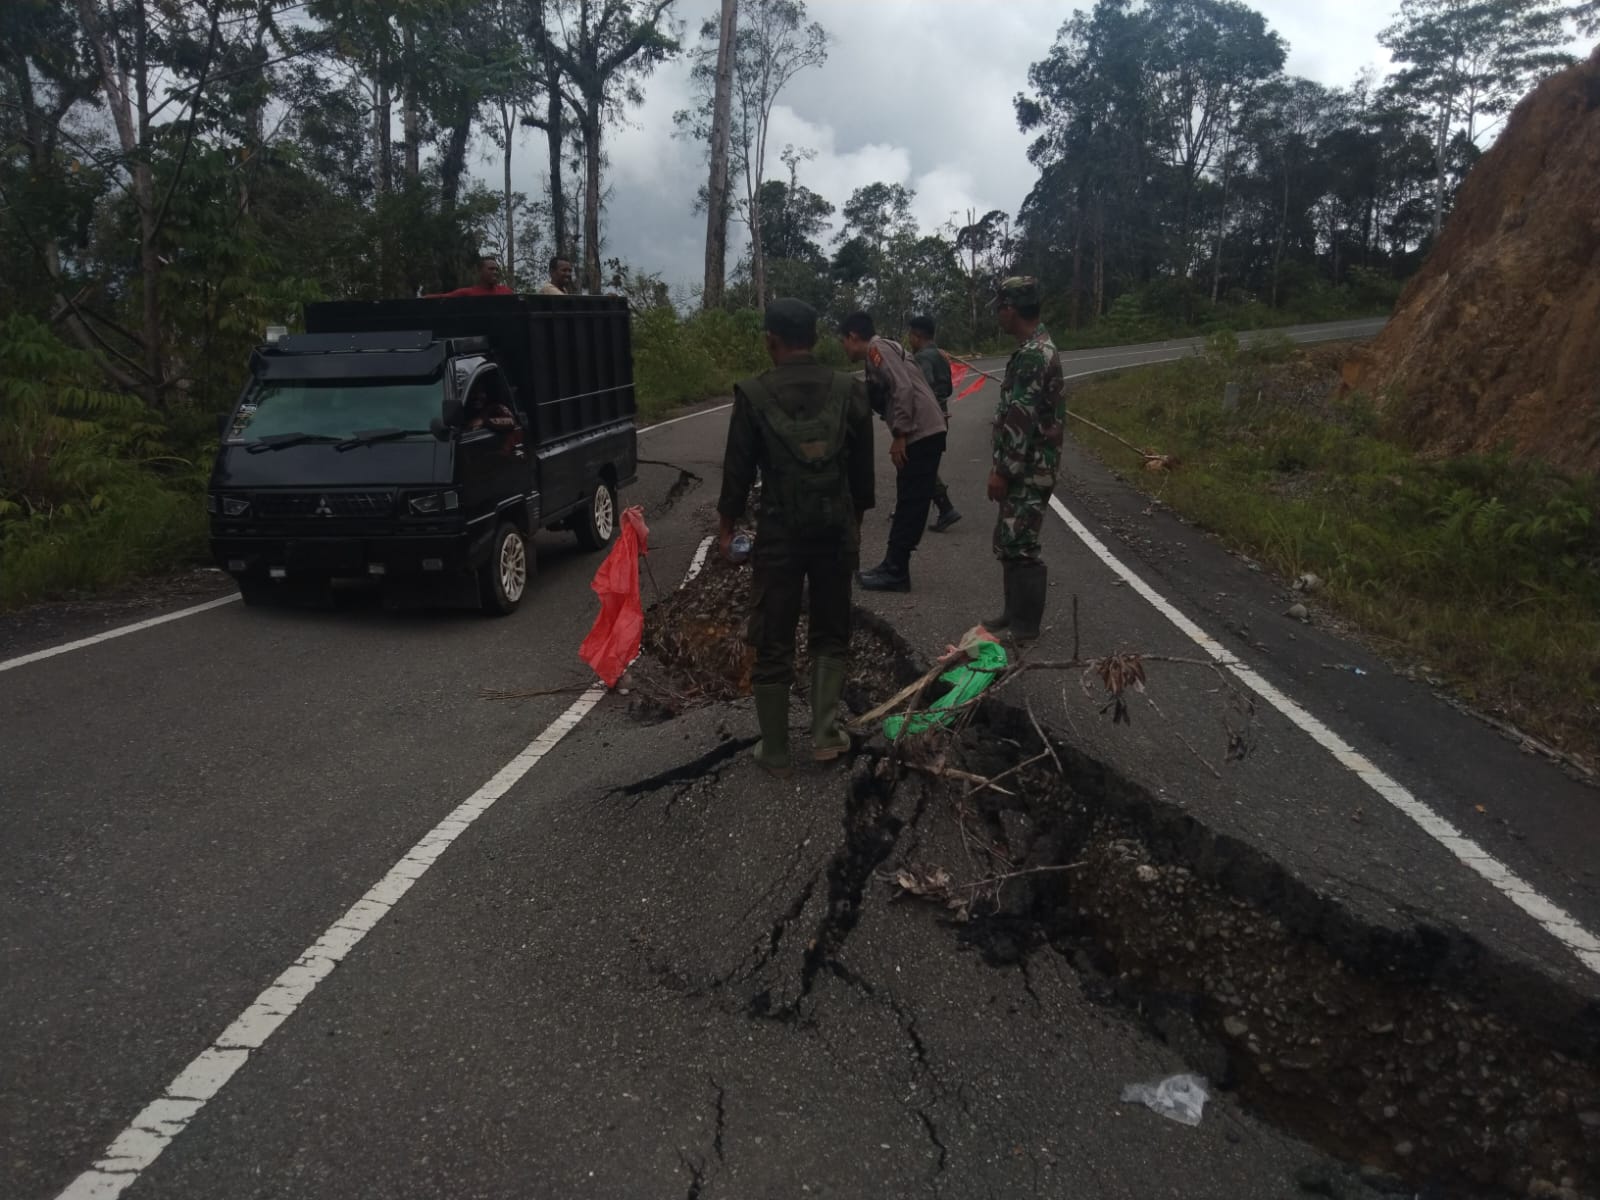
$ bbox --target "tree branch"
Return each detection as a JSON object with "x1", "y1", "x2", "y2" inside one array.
[{"x1": 150, "y1": 2, "x2": 225, "y2": 244}]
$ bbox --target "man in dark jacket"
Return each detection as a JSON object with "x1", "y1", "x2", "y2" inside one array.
[
  {"x1": 907, "y1": 314, "x2": 961, "y2": 533},
  {"x1": 719, "y1": 299, "x2": 875, "y2": 774}
]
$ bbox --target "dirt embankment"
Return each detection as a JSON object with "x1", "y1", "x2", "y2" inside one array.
[{"x1": 1347, "y1": 45, "x2": 1600, "y2": 475}]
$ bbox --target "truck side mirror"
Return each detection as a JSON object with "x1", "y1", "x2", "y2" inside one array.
[{"x1": 429, "y1": 416, "x2": 451, "y2": 442}]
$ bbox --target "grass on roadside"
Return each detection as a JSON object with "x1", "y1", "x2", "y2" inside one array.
[{"x1": 1066, "y1": 334, "x2": 1600, "y2": 766}]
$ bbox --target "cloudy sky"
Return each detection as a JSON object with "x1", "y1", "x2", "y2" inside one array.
[{"x1": 484, "y1": 0, "x2": 1402, "y2": 295}]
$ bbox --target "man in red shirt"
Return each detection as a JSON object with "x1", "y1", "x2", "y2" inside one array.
[{"x1": 430, "y1": 256, "x2": 513, "y2": 297}]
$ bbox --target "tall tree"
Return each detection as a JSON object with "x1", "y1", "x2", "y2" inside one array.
[
  {"x1": 1145, "y1": 0, "x2": 1285, "y2": 279},
  {"x1": 700, "y1": 0, "x2": 737, "y2": 308},
  {"x1": 956, "y1": 209, "x2": 1009, "y2": 334},
  {"x1": 71, "y1": 0, "x2": 236, "y2": 402},
  {"x1": 679, "y1": 0, "x2": 827, "y2": 307},
  {"x1": 1381, "y1": 0, "x2": 1572, "y2": 238},
  {"x1": 532, "y1": 0, "x2": 679, "y2": 293}
]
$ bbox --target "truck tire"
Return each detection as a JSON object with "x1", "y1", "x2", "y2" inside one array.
[
  {"x1": 574, "y1": 477, "x2": 618, "y2": 551},
  {"x1": 479, "y1": 522, "x2": 530, "y2": 615}
]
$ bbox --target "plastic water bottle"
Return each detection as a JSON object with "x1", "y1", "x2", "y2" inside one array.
[{"x1": 729, "y1": 532, "x2": 754, "y2": 564}]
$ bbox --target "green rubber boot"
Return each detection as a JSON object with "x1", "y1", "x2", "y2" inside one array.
[
  {"x1": 1009, "y1": 561, "x2": 1048, "y2": 645},
  {"x1": 810, "y1": 656, "x2": 851, "y2": 763},
  {"x1": 753, "y1": 683, "x2": 793, "y2": 776},
  {"x1": 986, "y1": 562, "x2": 1016, "y2": 631}
]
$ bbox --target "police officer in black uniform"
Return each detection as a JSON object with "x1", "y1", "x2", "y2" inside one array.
[{"x1": 718, "y1": 299, "x2": 876, "y2": 774}]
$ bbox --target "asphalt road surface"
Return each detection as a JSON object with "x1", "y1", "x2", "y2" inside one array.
[{"x1": 5, "y1": 318, "x2": 1599, "y2": 1200}]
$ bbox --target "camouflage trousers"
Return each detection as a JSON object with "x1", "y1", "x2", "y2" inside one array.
[{"x1": 992, "y1": 475, "x2": 1055, "y2": 562}]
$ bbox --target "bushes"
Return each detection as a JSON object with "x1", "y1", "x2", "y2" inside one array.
[
  {"x1": 632, "y1": 305, "x2": 853, "y2": 420},
  {"x1": 633, "y1": 307, "x2": 768, "y2": 421},
  {"x1": 0, "y1": 315, "x2": 208, "y2": 607},
  {"x1": 1066, "y1": 354, "x2": 1600, "y2": 755}
]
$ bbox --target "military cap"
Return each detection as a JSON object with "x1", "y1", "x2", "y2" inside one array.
[
  {"x1": 993, "y1": 276, "x2": 1040, "y2": 308},
  {"x1": 764, "y1": 297, "x2": 818, "y2": 344}
]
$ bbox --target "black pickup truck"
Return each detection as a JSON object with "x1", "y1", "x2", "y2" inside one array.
[{"x1": 207, "y1": 294, "x2": 637, "y2": 614}]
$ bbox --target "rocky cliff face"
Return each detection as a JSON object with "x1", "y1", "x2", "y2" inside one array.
[{"x1": 1348, "y1": 45, "x2": 1600, "y2": 476}]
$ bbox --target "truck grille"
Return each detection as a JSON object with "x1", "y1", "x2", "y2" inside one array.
[{"x1": 254, "y1": 490, "x2": 396, "y2": 518}]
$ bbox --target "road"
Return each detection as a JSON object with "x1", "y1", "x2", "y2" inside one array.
[{"x1": 5, "y1": 317, "x2": 1598, "y2": 1200}]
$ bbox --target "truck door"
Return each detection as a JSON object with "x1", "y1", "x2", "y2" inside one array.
[{"x1": 456, "y1": 364, "x2": 535, "y2": 532}]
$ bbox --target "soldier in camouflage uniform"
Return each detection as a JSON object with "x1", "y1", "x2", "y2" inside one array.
[
  {"x1": 907, "y1": 315, "x2": 961, "y2": 533},
  {"x1": 720, "y1": 299, "x2": 876, "y2": 774},
  {"x1": 985, "y1": 277, "x2": 1065, "y2": 643}
]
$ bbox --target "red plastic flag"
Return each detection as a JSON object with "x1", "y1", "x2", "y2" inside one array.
[
  {"x1": 948, "y1": 360, "x2": 989, "y2": 401},
  {"x1": 579, "y1": 506, "x2": 650, "y2": 687}
]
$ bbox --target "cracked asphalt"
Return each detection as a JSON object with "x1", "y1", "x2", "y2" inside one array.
[{"x1": 5, "y1": 319, "x2": 1599, "y2": 1199}]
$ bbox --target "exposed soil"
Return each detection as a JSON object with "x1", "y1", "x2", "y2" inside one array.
[
  {"x1": 632, "y1": 549, "x2": 909, "y2": 720},
  {"x1": 635, "y1": 568, "x2": 1600, "y2": 1199},
  {"x1": 918, "y1": 699, "x2": 1600, "y2": 1200},
  {"x1": 1345, "y1": 45, "x2": 1600, "y2": 474}
]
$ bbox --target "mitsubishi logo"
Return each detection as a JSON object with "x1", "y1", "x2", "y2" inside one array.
[{"x1": 313, "y1": 495, "x2": 333, "y2": 517}]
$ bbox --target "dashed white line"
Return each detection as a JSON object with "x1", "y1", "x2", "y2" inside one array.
[
  {"x1": 0, "y1": 595, "x2": 239, "y2": 674},
  {"x1": 1046, "y1": 493, "x2": 1600, "y2": 977}
]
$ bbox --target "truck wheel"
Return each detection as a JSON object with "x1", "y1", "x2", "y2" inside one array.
[
  {"x1": 575, "y1": 478, "x2": 618, "y2": 551},
  {"x1": 479, "y1": 522, "x2": 530, "y2": 615}
]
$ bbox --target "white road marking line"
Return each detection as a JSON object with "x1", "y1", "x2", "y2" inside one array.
[
  {"x1": 55, "y1": 684, "x2": 605, "y2": 1200},
  {"x1": 54, "y1": 539, "x2": 715, "y2": 1199},
  {"x1": 684, "y1": 534, "x2": 714, "y2": 583},
  {"x1": 637, "y1": 323, "x2": 1385, "y2": 431},
  {"x1": 1046, "y1": 493, "x2": 1600, "y2": 977},
  {"x1": 643, "y1": 401, "x2": 732, "y2": 432},
  {"x1": 0, "y1": 595, "x2": 239, "y2": 675}
]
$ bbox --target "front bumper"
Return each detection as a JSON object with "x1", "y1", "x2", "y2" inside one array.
[{"x1": 210, "y1": 525, "x2": 494, "y2": 580}]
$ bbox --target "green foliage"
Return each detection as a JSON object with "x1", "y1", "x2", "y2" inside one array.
[
  {"x1": 633, "y1": 307, "x2": 768, "y2": 421},
  {"x1": 1068, "y1": 355, "x2": 1600, "y2": 754},
  {"x1": 0, "y1": 316, "x2": 207, "y2": 606}
]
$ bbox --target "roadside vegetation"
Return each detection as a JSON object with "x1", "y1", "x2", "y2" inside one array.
[
  {"x1": 1066, "y1": 335, "x2": 1600, "y2": 767},
  {"x1": 3, "y1": 0, "x2": 1581, "y2": 609}
]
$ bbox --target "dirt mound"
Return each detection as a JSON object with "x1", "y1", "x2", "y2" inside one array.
[{"x1": 1348, "y1": 45, "x2": 1600, "y2": 475}]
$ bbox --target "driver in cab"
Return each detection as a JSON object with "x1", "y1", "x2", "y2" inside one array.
[{"x1": 461, "y1": 380, "x2": 520, "y2": 455}]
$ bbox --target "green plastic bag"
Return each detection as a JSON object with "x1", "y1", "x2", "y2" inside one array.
[{"x1": 884, "y1": 639, "x2": 1009, "y2": 741}]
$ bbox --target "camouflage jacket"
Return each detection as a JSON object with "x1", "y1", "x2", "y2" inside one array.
[{"x1": 992, "y1": 324, "x2": 1065, "y2": 483}]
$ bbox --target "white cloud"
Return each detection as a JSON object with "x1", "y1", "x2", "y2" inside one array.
[{"x1": 492, "y1": 0, "x2": 1422, "y2": 291}]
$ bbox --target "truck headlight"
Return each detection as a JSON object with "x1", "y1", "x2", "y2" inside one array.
[
  {"x1": 408, "y1": 490, "x2": 460, "y2": 515},
  {"x1": 222, "y1": 495, "x2": 251, "y2": 517}
]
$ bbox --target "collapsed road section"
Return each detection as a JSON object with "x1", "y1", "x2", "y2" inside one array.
[{"x1": 619, "y1": 548, "x2": 1600, "y2": 1200}]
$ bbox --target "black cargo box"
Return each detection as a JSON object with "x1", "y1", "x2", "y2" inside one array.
[{"x1": 303, "y1": 294, "x2": 635, "y2": 444}]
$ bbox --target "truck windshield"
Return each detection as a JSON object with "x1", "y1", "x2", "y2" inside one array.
[{"x1": 229, "y1": 379, "x2": 444, "y2": 442}]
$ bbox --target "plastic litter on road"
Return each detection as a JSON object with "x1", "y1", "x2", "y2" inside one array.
[{"x1": 1121, "y1": 1073, "x2": 1209, "y2": 1126}]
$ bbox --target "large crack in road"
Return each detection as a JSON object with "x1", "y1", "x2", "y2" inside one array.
[{"x1": 617, "y1": 550, "x2": 1600, "y2": 1200}]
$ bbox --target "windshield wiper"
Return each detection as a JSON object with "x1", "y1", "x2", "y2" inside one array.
[
  {"x1": 334, "y1": 427, "x2": 433, "y2": 452},
  {"x1": 244, "y1": 432, "x2": 340, "y2": 454}
]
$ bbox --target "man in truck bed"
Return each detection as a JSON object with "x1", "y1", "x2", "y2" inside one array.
[{"x1": 429, "y1": 256, "x2": 513, "y2": 298}]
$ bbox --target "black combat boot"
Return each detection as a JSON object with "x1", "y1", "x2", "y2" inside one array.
[{"x1": 857, "y1": 562, "x2": 910, "y2": 592}]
